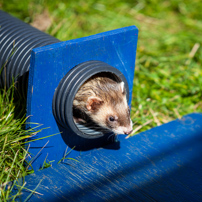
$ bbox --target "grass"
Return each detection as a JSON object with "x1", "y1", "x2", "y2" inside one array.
[
  {"x1": 0, "y1": 83, "x2": 43, "y2": 201},
  {"x1": 0, "y1": 0, "x2": 202, "y2": 199},
  {"x1": 1, "y1": 0, "x2": 201, "y2": 132}
]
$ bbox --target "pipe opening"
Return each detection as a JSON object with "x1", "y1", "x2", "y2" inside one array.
[{"x1": 52, "y1": 60, "x2": 129, "y2": 139}]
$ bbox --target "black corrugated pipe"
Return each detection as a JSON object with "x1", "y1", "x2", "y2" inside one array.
[
  {"x1": 52, "y1": 60, "x2": 129, "y2": 138},
  {"x1": 0, "y1": 10, "x2": 60, "y2": 97}
]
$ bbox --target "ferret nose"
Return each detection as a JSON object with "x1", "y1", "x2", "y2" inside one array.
[{"x1": 124, "y1": 129, "x2": 133, "y2": 135}]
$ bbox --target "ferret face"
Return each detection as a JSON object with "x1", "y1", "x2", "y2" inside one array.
[
  {"x1": 73, "y1": 77, "x2": 133, "y2": 135},
  {"x1": 89, "y1": 97, "x2": 133, "y2": 135},
  {"x1": 86, "y1": 81, "x2": 133, "y2": 135}
]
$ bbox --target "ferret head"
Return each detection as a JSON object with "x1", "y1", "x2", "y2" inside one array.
[{"x1": 86, "y1": 81, "x2": 133, "y2": 135}]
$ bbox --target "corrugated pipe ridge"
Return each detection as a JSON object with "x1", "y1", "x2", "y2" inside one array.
[
  {"x1": 0, "y1": 10, "x2": 60, "y2": 97},
  {"x1": 52, "y1": 60, "x2": 129, "y2": 138}
]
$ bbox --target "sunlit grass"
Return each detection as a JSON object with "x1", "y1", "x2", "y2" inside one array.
[
  {"x1": 38, "y1": 0, "x2": 202, "y2": 133},
  {"x1": 0, "y1": 82, "x2": 44, "y2": 201}
]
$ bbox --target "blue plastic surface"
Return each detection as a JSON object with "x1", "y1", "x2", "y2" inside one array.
[
  {"x1": 26, "y1": 26, "x2": 138, "y2": 170},
  {"x1": 18, "y1": 113, "x2": 202, "y2": 201}
]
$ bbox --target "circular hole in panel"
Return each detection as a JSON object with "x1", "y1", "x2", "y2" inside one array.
[{"x1": 52, "y1": 60, "x2": 129, "y2": 139}]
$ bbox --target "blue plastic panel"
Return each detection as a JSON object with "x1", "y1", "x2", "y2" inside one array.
[
  {"x1": 26, "y1": 26, "x2": 138, "y2": 170},
  {"x1": 19, "y1": 113, "x2": 202, "y2": 201}
]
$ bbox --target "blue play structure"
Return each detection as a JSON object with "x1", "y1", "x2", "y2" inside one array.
[
  {"x1": 0, "y1": 11, "x2": 202, "y2": 201},
  {"x1": 26, "y1": 25, "x2": 138, "y2": 170},
  {"x1": 19, "y1": 113, "x2": 202, "y2": 201}
]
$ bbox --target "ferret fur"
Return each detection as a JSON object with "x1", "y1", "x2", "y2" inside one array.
[{"x1": 73, "y1": 75, "x2": 133, "y2": 135}]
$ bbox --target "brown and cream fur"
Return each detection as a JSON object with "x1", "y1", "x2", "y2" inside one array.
[{"x1": 73, "y1": 74, "x2": 133, "y2": 135}]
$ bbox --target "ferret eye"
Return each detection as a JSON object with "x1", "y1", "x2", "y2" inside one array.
[{"x1": 109, "y1": 116, "x2": 115, "y2": 122}]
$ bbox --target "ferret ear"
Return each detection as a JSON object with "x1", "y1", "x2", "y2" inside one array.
[
  {"x1": 119, "y1": 81, "x2": 126, "y2": 95},
  {"x1": 86, "y1": 97, "x2": 104, "y2": 111}
]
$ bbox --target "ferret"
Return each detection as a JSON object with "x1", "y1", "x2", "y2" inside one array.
[{"x1": 73, "y1": 74, "x2": 133, "y2": 135}]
